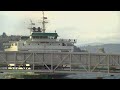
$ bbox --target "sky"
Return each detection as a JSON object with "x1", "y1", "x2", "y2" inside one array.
[{"x1": 0, "y1": 11, "x2": 120, "y2": 46}]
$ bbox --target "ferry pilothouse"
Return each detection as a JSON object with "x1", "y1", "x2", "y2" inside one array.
[{"x1": 3, "y1": 11, "x2": 77, "y2": 52}]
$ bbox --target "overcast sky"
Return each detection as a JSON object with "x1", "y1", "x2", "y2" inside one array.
[{"x1": 0, "y1": 11, "x2": 120, "y2": 46}]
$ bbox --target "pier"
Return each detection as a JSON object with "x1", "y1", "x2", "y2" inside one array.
[{"x1": 0, "y1": 51, "x2": 120, "y2": 74}]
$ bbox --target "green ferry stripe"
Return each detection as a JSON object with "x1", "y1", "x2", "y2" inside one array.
[{"x1": 32, "y1": 33, "x2": 58, "y2": 36}]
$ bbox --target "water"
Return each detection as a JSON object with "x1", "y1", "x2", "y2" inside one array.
[
  {"x1": 65, "y1": 72, "x2": 120, "y2": 79},
  {"x1": 0, "y1": 72, "x2": 120, "y2": 79},
  {"x1": 0, "y1": 72, "x2": 34, "y2": 79}
]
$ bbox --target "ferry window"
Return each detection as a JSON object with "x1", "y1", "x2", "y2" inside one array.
[
  {"x1": 32, "y1": 36, "x2": 34, "y2": 38},
  {"x1": 49, "y1": 36, "x2": 54, "y2": 39},
  {"x1": 38, "y1": 44, "x2": 39, "y2": 45},
  {"x1": 40, "y1": 36, "x2": 47, "y2": 39},
  {"x1": 23, "y1": 43, "x2": 24, "y2": 46},
  {"x1": 15, "y1": 43, "x2": 17, "y2": 46},
  {"x1": 54, "y1": 36, "x2": 57, "y2": 39},
  {"x1": 37, "y1": 36, "x2": 40, "y2": 39},
  {"x1": 44, "y1": 36, "x2": 48, "y2": 39},
  {"x1": 62, "y1": 43, "x2": 65, "y2": 46},
  {"x1": 29, "y1": 44, "x2": 30, "y2": 45}
]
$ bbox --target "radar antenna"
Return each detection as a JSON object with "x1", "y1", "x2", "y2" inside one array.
[{"x1": 29, "y1": 19, "x2": 35, "y2": 35}]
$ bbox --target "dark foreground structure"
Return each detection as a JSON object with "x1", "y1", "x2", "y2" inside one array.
[{"x1": 0, "y1": 51, "x2": 120, "y2": 74}]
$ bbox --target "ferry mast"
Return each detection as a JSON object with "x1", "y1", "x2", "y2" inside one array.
[
  {"x1": 28, "y1": 11, "x2": 48, "y2": 39},
  {"x1": 28, "y1": 19, "x2": 35, "y2": 40},
  {"x1": 42, "y1": 11, "x2": 48, "y2": 33}
]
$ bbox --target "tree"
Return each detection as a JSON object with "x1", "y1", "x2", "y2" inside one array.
[{"x1": 2, "y1": 32, "x2": 7, "y2": 38}]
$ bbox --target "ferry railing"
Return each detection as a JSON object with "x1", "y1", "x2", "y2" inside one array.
[
  {"x1": 28, "y1": 39, "x2": 77, "y2": 43},
  {"x1": 58, "y1": 39, "x2": 77, "y2": 43}
]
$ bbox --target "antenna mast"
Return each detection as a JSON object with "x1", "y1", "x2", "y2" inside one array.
[
  {"x1": 42, "y1": 11, "x2": 48, "y2": 33},
  {"x1": 29, "y1": 19, "x2": 33, "y2": 35}
]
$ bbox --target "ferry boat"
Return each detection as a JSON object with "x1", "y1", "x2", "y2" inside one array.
[{"x1": 3, "y1": 11, "x2": 77, "y2": 52}]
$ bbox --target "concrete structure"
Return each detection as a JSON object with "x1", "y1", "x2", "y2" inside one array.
[{"x1": 0, "y1": 51, "x2": 120, "y2": 74}]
